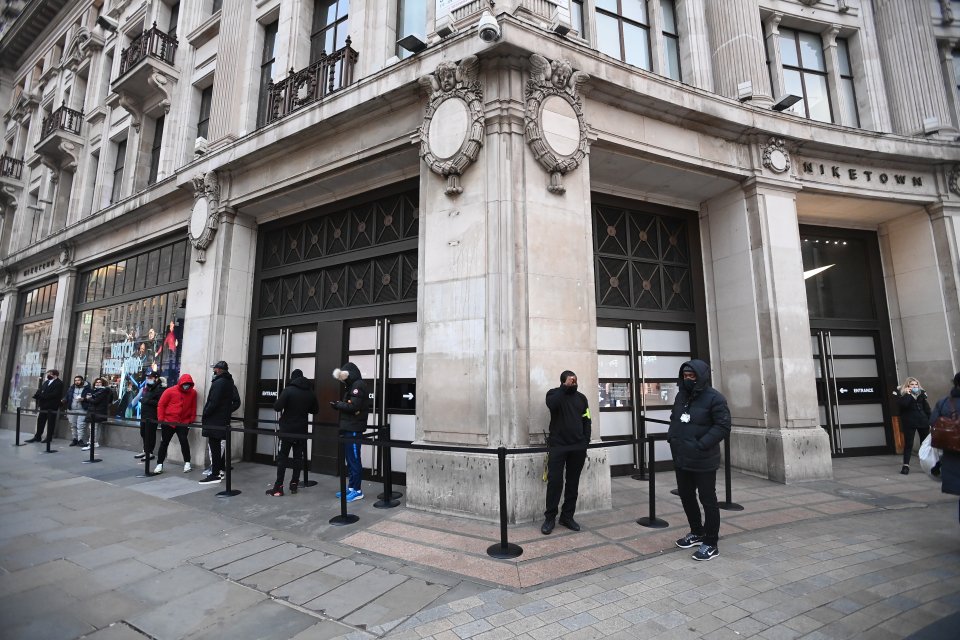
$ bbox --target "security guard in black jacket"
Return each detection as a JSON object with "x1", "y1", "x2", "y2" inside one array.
[{"x1": 542, "y1": 370, "x2": 592, "y2": 535}]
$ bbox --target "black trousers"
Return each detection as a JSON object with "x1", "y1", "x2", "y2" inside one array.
[
  {"x1": 902, "y1": 426, "x2": 930, "y2": 465},
  {"x1": 35, "y1": 409, "x2": 57, "y2": 441},
  {"x1": 157, "y1": 425, "x2": 190, "y2": 464},
  {"x1": 675, "y1": 467, "x2": 720, "y2": 547},
  {"x1": 208, "y1": 436, "x2": 223, "y2": 476},
  {"x1": 275, "y1": 438, "x2": 306, "y2": 487},
  {"x1": 544, "y1": 447, "x2": 587, "y2": 521},
  {"x1": 140, "y1": 421, "x2": 158, "y2": 455}
]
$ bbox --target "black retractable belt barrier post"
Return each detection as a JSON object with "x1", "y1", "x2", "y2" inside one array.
[
  {"x1": 14, "y1": 407, "x2": 25, "y2": 446},
  {"x1": 82, "y1": 416, "x2": 101, "y2": 463},
  {"x1": 302, "y1": 427, "x2": 317, "y2": 487},
  {"x1": 42, "y1": 410, "x2": 59, "y2": 454},
  {"x1": 375, "y1": 424, "x2": 400, "y2": 509},
  {"x1": 486, "y1": 446, "x2": 523, "y2": 559},
  {"x1": 631, "y1": 413, "x2": 647, "y2": 481},
  {"x1": 330, "y1": 430, "x2": 358, "y2": 525},
  {"x1": 718, "y1": 436, "x2": 743, "y2": 511},
  {"x1": 217, "y1": 424, "x2": 241, "y2": 497},
  {"x1": 636, "y1": 436, "x2": 668, "y2": 528}
]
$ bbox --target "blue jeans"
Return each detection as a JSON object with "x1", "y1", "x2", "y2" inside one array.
[{"x1": 344, "y1": 431, "x2": 362, "y2": 491}]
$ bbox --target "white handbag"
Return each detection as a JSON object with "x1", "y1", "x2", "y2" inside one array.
[{"x1": 918, "y1": 433, "x2": 941, "y2": 480}]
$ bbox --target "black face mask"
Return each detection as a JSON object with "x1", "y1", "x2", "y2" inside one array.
[
  {"x1": 681, "y1": 379, "x2": 696, "y2": 393},
  {"x1": 564, "y1": 384, "x2": 578, "y2": 394},
  {"x1": 46, "y1": 375, "x2": 54, "y2": 380}
]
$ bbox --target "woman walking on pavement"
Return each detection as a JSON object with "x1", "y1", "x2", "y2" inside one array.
[
  {"x1": 896, "y1": 377, "x2": 931, "y2": 475},
  {"x1": 929, "y1": 372, "x2": 960, "y2": 525}
]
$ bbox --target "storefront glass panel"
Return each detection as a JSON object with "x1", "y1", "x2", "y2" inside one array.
[{"x1": 6, "y1": 319, "x2": 54, "y2": 412}]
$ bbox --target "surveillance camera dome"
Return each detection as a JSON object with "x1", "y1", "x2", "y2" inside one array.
[{"x1": 477, "y1": 11, "x2": 500, "y2": 43}]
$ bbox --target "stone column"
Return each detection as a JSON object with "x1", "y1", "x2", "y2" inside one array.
[
  {"x1": 0, "y1": 288, "x2": 19, "y2": 425},
  {"x1": 206, "y1": 1, "x2": 256, "y2": 148},
  {"x1": 927, "y1": 201, "x2": 960, "y2": 376},
  {"x1": 873, "y1": 0, "x2": 954, "y2": 135},
  {"x1": 676, "y1": 0, "x2": 714, "y2": 92},
  {"x1": 46, "y1": 268, "x2": 78, "y2": 373},
  {"x1": 701, "y1": 178, "x2": 832, "y2": 483},
  {"x1": 704, "y1": 0, "x2": 772, "y2": 105},
  {"x1": 406, "y1": 55, "x2": 611, "y2": 523},
  {"x1": 178, "y1": 208, "x2": 257, "y2": 466}
]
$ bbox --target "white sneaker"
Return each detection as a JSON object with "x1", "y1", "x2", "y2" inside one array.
[
  {"x1": 81, "y1": 444, "x2": 91, "y2": 451},
  {"x1": 183, "y1": 462, "x2": 192, "y2": 472},
  {"x1": 154, "y1": 463, "x2": 164, "y2": 474}
]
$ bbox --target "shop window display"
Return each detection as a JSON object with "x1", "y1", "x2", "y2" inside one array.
[
  {"x1": 6, "y1": 320, "x2": 53, "y2": 412},
  {"x1": 72, "y1": 290, "x2": 186, "y2": 420}
]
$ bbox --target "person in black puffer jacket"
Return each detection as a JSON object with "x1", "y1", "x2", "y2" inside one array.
[
  {"x1": 895, "y1": 377, "x2": 931, "y2": 475},
  {"x1": 667, "y1": 359, "x2": 731, "y2": 562},
  {"x1": 137, "y1": 371, "x2": 165, "y2": 462},
  {"x1": 199, "y1": 361, "x2": 240, "y2": 485},
  {"x1": 268, "y1": 369, "x2": 319, "y2": 496},
  {"x1": 541, "y1": 370, "x2": 592, "y2": 535},
  {"x1": 82, "y1": 377, "x2": 113, "y2": 450},
  {"x1": 331, "y1": 363, "x2": 368, "y2": 501},
  {"x1": 929, "y1": 372, "x2": 960, "y2": 526}
]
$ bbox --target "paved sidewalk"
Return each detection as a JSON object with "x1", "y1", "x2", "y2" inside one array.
[{"x1": 0, "y1": 429, "x2": 957, "y2": 639}]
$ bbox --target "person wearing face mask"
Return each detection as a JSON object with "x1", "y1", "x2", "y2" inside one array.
[
  {"x1": 135, "y1": 371, "x2": 165, "y2": 462},
  {"x1": 667, "y1": 360, "x2": 731, "y2": 561},
  {"x1": 541, "y1": 370, "x2": 592, "y2": 535},
  {"x1": 62, "y1": 375, "x2": 91, "y2": 446},
  {"x1": 199, "y1": 361, "x2": 242, "y2": 486},
  {"x1": 155, "y1": 373, "x2": 197, "y2": 473},
  {"x1": 27, "y1": 369, "x2": 65, "y2": 443},
  {"x1": 896, "y1": 377, "x2": 931, "y2": 475},
  {"x1": 81, "y1": 377, "x2": 113, "y2": 451},
  {"x1": 330, "y1": 363, "x2": 368, "y2": 502}
]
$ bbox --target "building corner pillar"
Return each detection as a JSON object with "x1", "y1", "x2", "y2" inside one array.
[
  {"x1": 702, "y1": 177, "x2": 831, "y2": 483},
  {"x1": 704, "y1": 0, "x2": 772, "y2": 106}
]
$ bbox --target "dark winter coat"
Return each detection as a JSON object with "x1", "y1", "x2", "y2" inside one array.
[
  {"x1": 667, "y1": 359, "x2": 731, "y2": 473},
  {"x1": 202, "y1": 371, "x2": 240, "y2": 437},
  {"x1": 82, "y1": 386, "x2": 113, "y2": 422},
  {"x1": 139, "y1": 381, "x2": 165, "y2": 427},
  {"x1": 157, "y1": 374, "x2": 198, "y2": 427},
  {"x1": 545, "y1": 386, "x2": 591, "y2": 447},
  {"x1": 63, "y1": 383, "x2": 91, "y2": 411},
  {"x1": 896, "y1": 391, "x2": 931, "y2": 431},
  {"x1": 274, "y1": 372, "x2": 319, "y2": 436},
  {"x1": 33, "y1": 377, "x2": 64, "y2": 410},
  {"x1": 332, "y1": 362, "x2": 368, "y2": 432},
  {"x1": 930, "y1": 388, "x2": 960, "y2": 496}
]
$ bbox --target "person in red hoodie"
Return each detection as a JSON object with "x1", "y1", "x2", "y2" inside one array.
[{"x1": 154, "y1": 373, "x2": 197, "y2": 474}]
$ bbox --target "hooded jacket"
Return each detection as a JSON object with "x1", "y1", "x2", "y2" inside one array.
[
  {"x1": 896, "y1": 391, "x2": 931, "y2": 430},
  {"x1": 82, "y1": 384, "x2": 113, "y2": 420},
  {"x1": 332, "y1": 362, "x2": 368, "y2": 432},
  {"x1": 667, "y1": 359, "x2": 731, "y2": 472},
  {"x1": 274, "y1": 371, "x2": 319, "y2": 435},
  {"x1": 63, "y1": 382, "x2": 91, "y2": 410},
  {"x1": 545, "y1": 382, "x2": 592, "y2": 447},
  {"x1": 202, "y1": 370, "x2": 240, "y2": 437},
  {"x1": 157, "y1": 374, "x2": 198, "y2": 427},
  {"x1": 139, "y1": 379, "x2": 166, "y2": 427}
]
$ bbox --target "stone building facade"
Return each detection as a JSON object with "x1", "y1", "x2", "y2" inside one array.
[{"x1": 1, "y1": 0, "x2": 958, "y2": 522}]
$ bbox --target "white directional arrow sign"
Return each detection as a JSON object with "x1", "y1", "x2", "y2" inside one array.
[
  {"x1": 402, "y1": 392, "x2": 414, "y2": 401},
  {"x1": 838, "y1": 388, "x2": 848, "y2": 394}
]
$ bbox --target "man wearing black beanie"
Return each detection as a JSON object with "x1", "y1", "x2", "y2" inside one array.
[{"x1": 541, "y1": 370, "x2": 592, "y2": 535}]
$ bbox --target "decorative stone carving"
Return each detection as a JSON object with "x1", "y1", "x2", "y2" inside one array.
[
  {"x1": 762, "y1": 137, "x2": 791, "y2": 174},
  {"x1": 949, "y1": 165, "x2": 960, "y2": 197},
  {"x1": 0, "y1": 185, "x2": 18, "y2": 214},
  {"x1": 1, "y1": 268, "x2": 11, "y2": 287},
  {"x1": 941, "y1": 0, "x2": 955, "y2": 24},
  {"x1": 57, "y1": 242, "x2": 74, "y2": 266},
  {"x1": 62, "y1": 27, "x2": 105, "y2": 72},
  {"x1": 189, "y1": 170, "x2": 223, "y2": 263},
  {"x1": 417, "y1": 56, "x2": 484, "y2": 195},
  {"x1": 149, "y1": 71, "x2": 175, "y2": 114},
  {"x1": 798, "y1": 0, "x2": 820, "y2": 6},
  {"x1": 525, "y1": 54, "x2": 590, "y2": 194}
]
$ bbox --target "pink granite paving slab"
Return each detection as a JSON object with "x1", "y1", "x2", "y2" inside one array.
[
  {"x1": 725, "y1": 506, "x2": 823, "y2": 530},
  {"x1": 806, "y1": 500, "x2": 876, "y2": 515},
  {"x1": 622, "y1": 530, "x2": 684, "y2": 555},
  {"x1": 367, "y1": 521, "x2": 492, "y2": 555},
  {"x1": 341, "y1": 531, "x2": 522, "y2": 588},
  {"x1": 781, "y1": 492, "x2": 835, "y2": 506},
  {"x1": 503, "y1": 532, "x2": 607, "y2": 562},
  {"x1": 391, "y1": 510, "x2": 499, "y2": 538},
  {"x1": 517, "y1": 544, "x2": 637, "y2": 588},
  {"x1": 596, "y1": 522, "x2": 646, "y2": 540}
]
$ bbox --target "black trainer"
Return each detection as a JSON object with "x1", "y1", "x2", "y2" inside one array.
[
  {"x1": 692, "y1": 544, "x2": 719, "y2": 561},
  {"x1": 675, "y1": 533, "x2": 703, "y2": 549},
  {"x1": 900, "y1": 464, "x2": 909, "y2": 475}
]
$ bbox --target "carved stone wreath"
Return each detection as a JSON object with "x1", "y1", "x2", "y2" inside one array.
[
  {"x1": 418, "y1": 56, "x2": 484, "y2": 196},
  {"x1": 949, "y1": 164, "x2": 960, "y2": 197},
  {"x1": 761, "y1": 137, "x2": 791, "y2": 174},
  {"x1": 189, "y1": 170, "x2": 222, "y2": 263},
  {"x1": 524, "y1": 54, "x2": 590, "y2": 195}
]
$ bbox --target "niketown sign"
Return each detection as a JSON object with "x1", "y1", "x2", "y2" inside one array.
[{"x1": 796, "y1": 157, "x2": 934, "y2": 195}]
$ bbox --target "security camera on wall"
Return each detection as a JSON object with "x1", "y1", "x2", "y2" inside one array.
[{"x1": 477, "y1": 11, "x2": 500, "y2": 43}]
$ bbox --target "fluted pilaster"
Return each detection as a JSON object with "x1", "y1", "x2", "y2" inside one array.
[
  {"x1": 873, "y1": 0, "x2": 953, "y2": 135},
  {"x1": 705, "y1": 0, "x2": 772, "y2": 105},
  {"x1": 207, "y1": 1, "x2": 255, "y2": 147}
]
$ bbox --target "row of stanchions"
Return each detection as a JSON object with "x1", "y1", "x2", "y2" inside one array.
[{"x1": 12, "y1": 407, "x2": 745, "y2": 560}]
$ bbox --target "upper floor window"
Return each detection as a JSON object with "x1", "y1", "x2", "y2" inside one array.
[
  {"x1": 257, "y1": 21, "x2": 279, "y2": 128},
  {"x1": 311, "y1": 0, "x2": 350, "y2": 62},
  {"x1": 111, "y1": 139, "x2": 127, "y2": 204},
  {"x1": 396, "y1": 0, "x2": 426, "y2": 60},
  {"x1": 836, "y1": 38, "x2": 859, "y2": 128},
  {"x1": 571, "y1": 0, "x2": 584, "y2": 35},
  {"x1": 596, "y1": 0, "x2": 651, "y2": 70},
  {"x1": 197, "y1": 86, "x2": 213, "y2": 139},
  {"x1": 779, "y1": 28, "x2": 831, "y2": 123},
  {"x1": 211, "y1": 0, "x2": 222, "y2": 15},
  {"x1": 147, "y1": 116, "x2": 164, "y2": 185},
  {"x1": 168, "y1": 2, "x2": 180, "y2": 39},
  {"x1": 660, "y1": 0, "x2": 680, "y2": 81}
]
